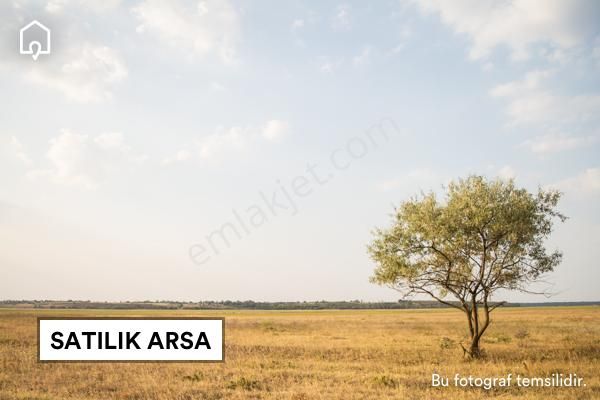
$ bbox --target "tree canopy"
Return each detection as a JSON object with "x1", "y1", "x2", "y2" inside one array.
[{"x1": 368, "y1": 175, "x2": 565, "y2": 356}]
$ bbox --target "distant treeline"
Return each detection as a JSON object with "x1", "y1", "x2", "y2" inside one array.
[{"x1": 1, "y1": 300, "x2": 598, "y2": 310}]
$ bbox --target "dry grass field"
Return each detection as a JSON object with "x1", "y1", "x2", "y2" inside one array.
[{"x1": 0, "y1": 307, "x2": 598, "y2": 399}]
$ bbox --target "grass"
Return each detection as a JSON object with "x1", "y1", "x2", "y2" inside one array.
[{"x1": 0, "y1": 307, "x2": 598, "y2": 399}]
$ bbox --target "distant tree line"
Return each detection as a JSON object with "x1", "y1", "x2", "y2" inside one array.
[{"x1": 0, "y1": 300, "x2": 597, "y2": 310}]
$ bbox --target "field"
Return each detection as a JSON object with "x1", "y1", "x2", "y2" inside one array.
[{"x1": 0, "y1": 307, "x2": 598, "y2": 399}]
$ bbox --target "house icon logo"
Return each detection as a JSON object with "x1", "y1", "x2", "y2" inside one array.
[{"x1": 20, "y1": 20, "x2": 51, "y2": 61}]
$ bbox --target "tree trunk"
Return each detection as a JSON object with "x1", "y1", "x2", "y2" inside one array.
[
  {"x1": 470, "y1": 294, "x2": 482, "y2": 358},
  {"x1": 469, "y1": 334, "x2": 481, "y2": 358},
  {"x1": 462, "y1": 293, "x2": 491, "y2": 359}
]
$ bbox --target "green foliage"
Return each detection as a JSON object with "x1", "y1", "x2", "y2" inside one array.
[
  {"x1": 368, "y1": 175, "x2": 565, "y2": 357},
  {"x1": 368, "y1": 175, "x2": 565, "y2": 301}
]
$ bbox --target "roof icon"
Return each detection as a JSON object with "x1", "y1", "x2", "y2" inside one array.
[{"x1": 20, "y1": 20, "x2": 51, "y2": 61}]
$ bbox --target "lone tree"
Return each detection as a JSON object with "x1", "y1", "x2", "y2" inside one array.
[{"x1": 368, "y1": 176, "x2": 565, "y2": 357}]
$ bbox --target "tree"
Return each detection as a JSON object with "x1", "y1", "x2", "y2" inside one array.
[{"x1": 368, "y1": 176, "x2": 565, "y2": 357}]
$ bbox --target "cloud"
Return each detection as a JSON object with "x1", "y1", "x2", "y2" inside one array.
[
  {"x1": 319, "y1": 61, "x2": 334, "y2": 73},
  {"x1": 0, "y1": 1, "x2": 128, "y2": 103},
  {"x1": 161, "y1": 120, "x2": 291, "y2": 165},
  {"x1": 497, "y1": 165, "x2": 517, "y2": 180},
  {"x1": 491, "y1": 70, "x2": 600, "y2": 127},
  {"x1": 412, "y1": 0, "x2": 600, "y2": 61},
  {"x1": 161, "y1": 150, "x2": 191, "y2": 166},
  {"x1": 196, "y1": 125, "x2": 249, "y2": 160},
  {"x1": 45, "y1": 0, "x2": 122, "y2": 14},
  {"x1": 9, "y1": 136, "x2": 33, "y2": 166},
  {"x1": 45, "y1": 0, "x2": 68, "y2": 13},
  {"x1": 318, "y1": 57, "x2": 343, "y2": 73},
  {"x1": 291, "y1": 19, "x2": 305, "y2": 31},
  {"x1": 387, "y1": 26, "x2": 412, "y2": 55},
  {"x1": 521, "y1": 133, "x2": 596, "y2": 155},
  {"x1": 332, "y1": 4, "x2": 352, "y2": 31},
  {"x1": 28, "y1": 130, "x2": 98, "y2": 189},
  {"x1": 24, "y1": 44, "x2": 127, "y2": 103},
  {"x1": 27, "y1": 130, "x2": 145, "y2": 189},
  {"x1": 496, "y1": 90, "x2": 600, "y2": 127},
  {"x1": 262, "y1": 120, "x2": 289, "y2": 141},
  {"x1": 93, "y1": 132, "x2": 129, "y2": 151},
  {"x1": 132, "y1": 0, "x2": 240, "y2": 64},
  {"x1": 210, "y1": 81, "x2": 226, "y2": 92},
  {"x1": 552, "y1": 168, "x2": 600, "y2": 195},
  {"x1": 490, "y1": 69, "x2": 553, "y2": 97},
  {"x1": 352, "y1": 46, "x2": 372, "y2": 67},
  {"x1": 417, "y1": 1, "x2": 600, "y2": 151}
]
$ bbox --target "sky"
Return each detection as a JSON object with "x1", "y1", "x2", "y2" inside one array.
[{"x1": 0, "y1": 0, "x2": 599, "y2": 302}]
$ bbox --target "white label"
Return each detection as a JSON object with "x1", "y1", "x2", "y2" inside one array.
[{"x1": 38, "y1": 319, "x2": 224, "y2": 361}]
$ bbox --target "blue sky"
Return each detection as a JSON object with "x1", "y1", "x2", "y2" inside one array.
[{"x1": 1, "y1": 0, "x2": 599, "y2": 302}]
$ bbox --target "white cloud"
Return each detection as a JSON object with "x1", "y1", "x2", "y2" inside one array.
[
  {"x1": 162, "y1": 120, "x2": 291, "y2": 164},
  {"x1": 387, "y1": 26, "x2": 412, "y2": 55},
  {"x1": 196, "y1": 125, "x2": 249, "y2": 159},
  {"x1": 93, "y1": 132, "x2": 128, "y2": 151},
  {"x1": 197, "y1": 1, "x2": 208, "y2": 16},
  {"x1": 352, "y1": 46, "x2": 372, "y2": 67},
  {"x1": 521, "y1": 133, "x2": 596, "y2": 155},
  {"x1": 576, "y1": 168, "x2": 600, "y2": 193},
  {"x1": 332, "y1": 4, "x2": 352, "y2": 31},
  {"x1": 412, "y1": 0, "x2": 600, "y2": 61},
  {"x1": 25, "y1": 44, "x2": 127, "y2": 103},
  {"x1": 420, "y1": 2, "x2": 600, "y2": 149},
  {"x1": 161, "y1": 150, "x2": 191, "y2": 166},
  {"x1": 45, "y1": 0, "x2": 68, "y2": 13},
  {"x1": 498, "y1": 165, "x2": 517, "y2": 180},
  {"x1": 490, "y1": 69, "x2": 553, "y2": 97},
  {"x1": 9, "y1": 136, "x2": 32, "y2": 166},
  {"x1": 320, "y1": 62, "x2": 334, "y2": 73},
  {"x1": 45, "y1": 0, "x2": 121, "y2": 14},
  {"x1": 262, "y1": 120, "x2": 289, "y2": 141},
  {"x1": 0, "y1": 2, "x2": 127, "y2": 102},
  {"x1": 132, "y1": 0, "x2": 240, "y2": 64},
  {"x1": 491, "y1": 70, "x2": 600, "y2": 126},
  {"x1": 318, "y1": 57, "x2": 343, "y2": 73},
  {"x1": 552, "y1": 168, "x2": 600, "y2": 195},
  {"x1": 291, "y1": 19, "x2": 305, "y2": 31},
  {"x1": 28, "y1": 130, "x2": 98, "y2": 189},
  {"x1": 28, "y1": 130, "x2": 144, "y2": 189},
  {"x1": 388, "y1": 44, "x2": 404, "y2": 55},
  {"x1": 501, "y1": 91, "x2": 600, "y2": 127},
  {"x1": 209, "y1": 81, "x2": 226, "y2": 92}
]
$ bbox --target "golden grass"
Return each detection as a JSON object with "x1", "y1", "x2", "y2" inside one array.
[{"x1": 0, "y1": 307, "x2": 598, "y2": 399}]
